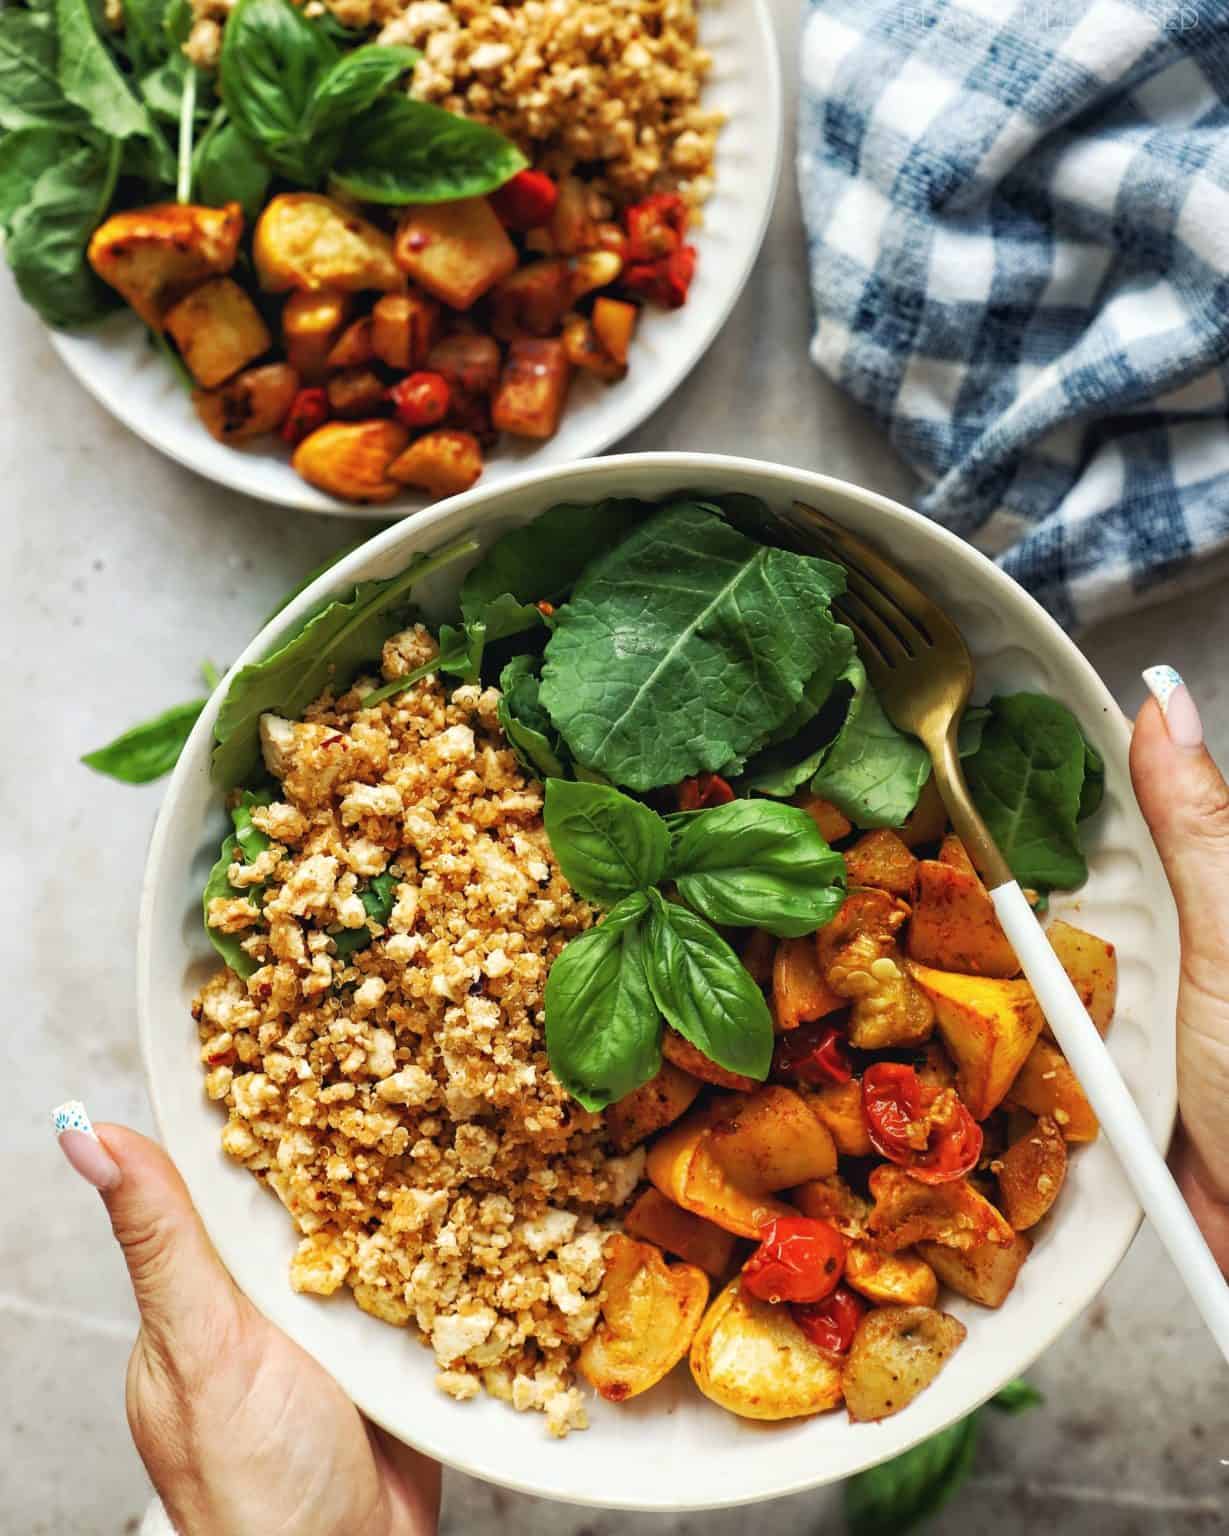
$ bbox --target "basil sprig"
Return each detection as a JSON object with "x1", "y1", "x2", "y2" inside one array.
[{"x1": 541, "y1": 779, "x2": 846, "y2": 1110}]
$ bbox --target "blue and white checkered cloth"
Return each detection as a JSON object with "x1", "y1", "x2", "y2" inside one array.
[{"x1": 798, "y1": 0, "x2": 1229, "y2": 629}]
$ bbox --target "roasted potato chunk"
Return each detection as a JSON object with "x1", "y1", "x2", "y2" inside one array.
[
  {"x1": 326, "y1": 367, "x2": 387, "y2": 418},
  {"x1": 794, "y1": 793, "x2": 852, "y2": 843},
  {"x1": 592, "y1": 296, "x2": 638, "y2": 366},
  {"x1": 394, "y1": 197, "x2": 517, "y2": 308},
  {"x1": 844, "y1": 1239, "x2": 939, "y2": 1307},
  {"x1": 707, "y1": 1086, "x2": 838, "y2": 1191},
  {"x1": 799, "y1": 1078, "x2": 874, "y2": 1157},
  {"x1": 578, "y1": 1234, "x2": 708, "y2": 1402},
  {"x1": 773, "y1": 935, "x2": 844, "y2": 1031},
  {"x1": 868, "y1": 1166, "x2": 1015, "y2": 1253},
  {"x1": 790, "y1": 1174, "x2": 870, "y2": 1237},
  {"x1": 623, "y1": 1187, "x2": 737, "y2": 1277},
  {"x1": 426, "y1": 333, "x2": 501, "y2": 397},
  {"x1": 326, "y1": 317, "x2": 375, "y2": 371},
  {"x1": 844, "y1": 830, "x2": 919, "y2": 897},
  {"x1": 996, "y1": 1114, "x2": 1068, "y2": 1229},
  {"x1": 291, "y1": 420, "x2": 409, "y2": 504},
  {"x1": 193, "y1": 363, "x2": 299, "y2": 443},
  {"x1": 690, "y1": 1278, "x2": 844, "y2": 1421},
  {"x1": 255, "y1": 194, "x2": 401, "y2": 293},
  {"x1": 1047, "y1": 920, "x2": 1117, "y2": 1035},
  {"x1": 683, "y1": 1138, "x2": 794, "y2": 1239},
  {"x1": 644, "y1": 1099, "x2": 726, "y2": 1207},
  {"x1": 907, "y1": 859, "x2": 1020, "y2": 978},
  {"x1": 371, "y1": 291, "x2": 440, "y2": 371},
  {"x1": 165, "y1": 277, "x2": 271, "y2": 388},
  {"x1": 918, "y1": 1232, "x2": 1031, "y2": 1308},
  {"x1": 282, "y1": 289, "x2": 352, "y2": 382},
  {"x1": 561, "y1": 315, "x2": 626, "y2": 380},
  {"x1": 1006, "y1": 1038, "x2": 1099, "y2": 1141},
  {"x1": 843, "y1": 1305, "x2": 966, "y2": 1422},
  {"x1": 661, "y1": 1028, "x2": 758, "y2": 1091},
  {"x1": 87, "y1": 201, "x2": 243, "y2": 329},
  {"x1": 491, "y1": 258, "x2": 571, "y2": 338},
  {"x1": 549, "y1": 173, "x2": 595, "y2": 254},
  {"x1": 606, "y1": 1062, "x2": 702, "y2": 1153},
  {"x1": 387, "y1": 430, "x2": 483, "y2": 499},
  {"x1": 492, "y1": 337, "x2": 571, "y2": 439}
]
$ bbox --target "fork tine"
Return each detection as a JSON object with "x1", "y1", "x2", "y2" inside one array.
[
  {"x1": 835, "y1": 609, "x2": 891, "y2": 685},
  {"x1": 834, "y1": 591, "x2": 908, "y2": 669}
]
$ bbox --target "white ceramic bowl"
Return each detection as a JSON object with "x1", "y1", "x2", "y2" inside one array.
[
  {"x1": 138, "y1": 453, "x2": 1179, "y2": 1510},
  {"x1": 49, "y1": 0, "x2": 780, "y2": 520}
]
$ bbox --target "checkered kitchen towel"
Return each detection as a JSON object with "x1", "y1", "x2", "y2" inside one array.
[{"x1": 798, "y1": 0, "x2": 1229, "y2": 629}]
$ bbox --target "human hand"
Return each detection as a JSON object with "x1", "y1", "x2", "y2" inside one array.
[
  {"x1": 1132, "y1": 668, "x2": 1229, "y2": 1271},
  {"x1": 52, "y1": 1110, "x2": 441, "y2": 1536}
]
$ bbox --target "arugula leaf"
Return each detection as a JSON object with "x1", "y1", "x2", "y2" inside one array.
[
  {"x1": 540, "y1": 503, "x2": 847, "y2": 792},
  {"x1": 82, "y1": 697, "x2": 206, "y2": 783},
  {"x1": 809, "y1": 657, "x2": 931, "y2": 829},
  {"x1": 544, "y1": 779, "x2": 670, "y2": 906},
  {"x1": 304, "y1": 43, "x2": 419, "y2": 139},
  {"x1": 56, "y1": 0, "x2": 171, "y2": 173},
  {"x1": 211, "y1": 535, "x2": 476, "y2": 790},
  {"x1": 642, "y1": 891, "x2": 774, "y2": 1082},
  {"x1": 964, "y1": 693, "x2": 1091, "y2": 890},
  {"x1": 844, "y1": 1413, "x2": 979, "y2": 1536},
  {"x1": 332, "y1": 870, "x2": 398, "y2": 958},
  {"x1": 666, "y1": 799, "x2": 846, "y2": 938},
  {"x1": 991, "y1": 1378, "x2": 1044, "y2": 1414},
  {"x1": 202, "y1": 788, "x2": 274, "y2": 977},
  {"x1": 544, "y1": 892, "x2": 660, "y2": 1111},
  {"x1": 7, "y1": 138, "x2": 122, "y2": 325},
  {"x1": 331, "y1": 93, "x2": 525, "y2": 204},
  {"x1": 498, "y1": 655, "x2": 569, "y2": 781},
  {"x1": 0, "y1": 7, "x2": 87, "y2": 129}
]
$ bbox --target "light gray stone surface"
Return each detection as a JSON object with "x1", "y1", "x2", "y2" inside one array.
[{"x1": 3, "y1": 2, "x2": 1226, "y2": 1532}]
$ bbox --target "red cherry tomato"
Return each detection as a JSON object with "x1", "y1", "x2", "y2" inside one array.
[
  {"x1": 279, "y1": 386, "x2": 329, "y2": 446},
  {"x1": 676, "y1": 772, "x2": 736, "y2": 811},
  {"x1": 861, "y1": 1061, "x2": 983, "y2": 1184},
  {"x1": 624, "y1": 192, "x2": 688, "y2": 261},
  {"x1": 790, "y1": 1283, "x2": 866, "y2": 1357},
  {"x1": 742, "y1": 1216, "x2": 847, "y2": 1305},
  {"x1": 773, "y1": 1019, "x2": 852, "y2": 1087},
  {"x1": 624, "y1": 243, "x2": 697, "y2": 309},
  {"x1": 490, "y1": 170, "x2": 559, "y2": 231},
  {"x1": 390, "y1": 371, "x2": 450, "y2": 429}
]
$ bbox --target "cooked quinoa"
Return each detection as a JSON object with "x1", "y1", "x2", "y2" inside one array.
[{"x1": 194, "y1": 624, "x2": 645, "y2": 1436}]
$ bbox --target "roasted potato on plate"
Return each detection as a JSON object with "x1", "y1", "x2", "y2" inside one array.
[
  {"x1": 868, "y1": 1166, "x2": 1015, "y2": 1253},
  {"x1": 394, "y1": 197, "x2": 517, "y2": 308},
  {"x1": 165, "y1": 277, "x2": 271, "y2": 389},
  {"x1": 282, "y1": 289, "x2": 353, "y2": 381},
  {"x1": 917, "y1": 1231, "x2": 1031, "y2": 1308},
  {"x1": 706, "y1": 1086, "x2": 838, "y2": 1191},
  {"x1": 606, "y1": 1061, "x2": 702, "y2": 1153},
  {"x1": 1005, "y1": 1038, "x2": 1099, "y2": 1141},
  {"x1": 799, "y1": 1078, "x2": 874, "y2": 1157},
  {"x1": 907, "y1": 858, "x2": 1019, "y2": 978},
  {"x1": 843, "y1": 1305, "x2": 966, "y2": 1422},
  {"x1": 291, "y1": 420, "x2": 409, "y2": 504},
  {"x1": 255, "y1": 193, "x2": 401, "y2": 293},
  {"x1": 193, "y1": 363, "x2": 299, "y2": 443},
  {"x1": 1046, "y1": 920, "x2": 1117, "y2": 1036},
  {"x1": 844, "y1": 1240, "x2": 939, "y2": 1307},
  {"x1": 87, "y1": 201, "x2": 243, "y2": 329},
  {"x1": 772, "y1": 935, "x2": 843, "y2": 1031},
  {"x1": 843, "y1": 830, "x2": 918, "y2": 897},
  {"x1": 623, "y1": 1187, "x2": 736, "y2": 1277},
  {"x1": 661, "y1": 1028, "x2": 758, "y2": 1091},
  {"x1": 790, "y1": 1174, "x2": 870, "y2": 1237},
  {"x1": 996, "y1": 1114, "x2": 1068, "y2": 1229}
]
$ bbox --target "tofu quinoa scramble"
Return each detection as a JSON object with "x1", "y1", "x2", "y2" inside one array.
[{"x1": 195, "y1": 625, "x2": 642, "y2": 1437}]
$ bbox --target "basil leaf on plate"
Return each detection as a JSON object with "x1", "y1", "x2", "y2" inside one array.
[
  {"x1": 332, "y1": 93, "x2": 525, "y2": 204},
  {"x1": 844, "y1": 1412, "x2": 980, "y2": 1536},
  {"x1": 304, "y1": 43, "x2": 419, "y2": 139},
  {"x1": 193, "y1": 116, "x2": 271, "y2": 219},
  {"x1": 82, "y1": 696, "x2": 206, "y2": 783},
  {"x1": 544, "y1": 778, "x2": 670, "y2": 906},
  {"x1": 808, "y1": 656, "x2": 932, "y2": 829}
]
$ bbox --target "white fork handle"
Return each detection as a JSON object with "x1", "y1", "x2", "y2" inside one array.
[{"x1": 991, "y1": 881, "x2": 1229, "y2": 1363}]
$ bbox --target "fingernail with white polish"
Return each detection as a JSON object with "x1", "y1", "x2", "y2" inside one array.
[
  {"x1": 52, "y1": 1101, "x2": 121, "y2": 1192},
  {"x1": 1143, "y1": 665, "x2": 1204, "y2": 751}
]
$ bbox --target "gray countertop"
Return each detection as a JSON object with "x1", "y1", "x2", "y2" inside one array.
[{"x1": 4, "y1": 2, "x2": 1227, "y2": 1531}]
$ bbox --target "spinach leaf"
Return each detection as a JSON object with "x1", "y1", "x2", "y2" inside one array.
[
  {"x1": 544, "y1": 779, "x2": 670, "y2": 906},
  {"x1": 498, "y1": 655, "x2": 569, "y2": 780},
  {"x1": 56, "y1": 0, "x2": 171, "y2": 174},
  {"x1": 120, "y1": 0, "x2": 176, "y2": 78},
  {"x1": 140, "y1": 53, "x2": 191, "y2": 122},
  {"x1": 332, "y1": 93, "x2": 525, "y2": 204},
  {"x1": 202, "y1": 788, "x2": 274, "y2": 977},
  {"x1": 0, "y1": 7, "x2": 85, "y2": 128},
  {"x1": 193, "y1": 116, "x2": 271, "y2": 219},
  {"x1": 7, "y1": 138, "x2": 122, "y2": 326},
  {"x1": 333, "y1": 870, "x2": 398, "y2": 958},
  {"x1": 741, "y1": 620, "x2": 857, "y2": 795},
  {"x1": 211, "y1": 535, "x2": 476, "y2": 790},
  {"x1": 844, "y1": 1413, "x2": 979, "y2": 1536},
  {"x1": 82, "y1": 696, "x2": 206, "y2": 783},
  {"x1": 809, "y1": 657, "x2": 931, "y2": 829},
  {"x1": 0, "y1": 123, "x2": 81, "y2": 229},
  {"x1": 666, "y1": 799, "x2": 846, "y2": 938},
  {"x1": 1079, "y1": 739, "x2": 1105, "y2": 821},
  {"x1": 958, "y1": 705, "x2": 991, "y2": 758},
  {"x1": 304, "y1": 43, "x2": 419, "y2": 139},
  {"x1": 540, "y1": 503, "x2": 847, "y2": 792},
  {"x1": 963, "y1": 693, "x2": 1091, "y2": 890},
  {"x1": 642, "y1": 891, "x2": 774, "y2": 1082},
  {"x1": 544, "y1": 892, "x2": 660, "y2": 1112}
]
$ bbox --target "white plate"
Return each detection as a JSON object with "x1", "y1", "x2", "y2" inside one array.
[
  {"x1": 48, "y1": 2, "x2": 781, "y2": 519},
  {"x1": 138, "y1": 453, "x2": 1179, "y2": 1510}
]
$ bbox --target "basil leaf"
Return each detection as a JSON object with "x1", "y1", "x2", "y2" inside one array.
[
  {"x1": 991, "y1": 1378, "x2": 1044, "y2": 1414},
  {"x1": 332, "y1": 93, "x2": 525, "y2": 204},
  {"x1": 7, "y1": 137, "x2": 122, "y2": 326},
  {"x1": 332, "y1": 870, "x2": 398, "y2": 958},
  {"x1": 667, "y1": 799, "x2": 846, "y2": 938},
  {"x1": 193, "y1": 116, "x2": 271, "y2": 219},
  {"x1": 202, "y1": 789, "x2": 275, "y2": 977},
  {"x1": 56, "y1": 0, "x2": 171, "y2": 173},
  {"x1": 211, "y1": 535, "x2": 477, "y2": 790},
  {"x1": 544, "y1": 892, "x2": 660, "y2": 1111},
  {"x1": 540, "y1": 503, "x2": 848, "y2": 792},
  {"x1": 809, "y1": 656, "x2": 931, "y2": 829},
  {"x1": 845, "y1": 1412, "x2": 979, "y2": 1536},
  {"x1": 82, "y1": 697, "x2": 206, "y2": 783},
  {"x1": 544, "y1": 779, "x2": 669, "y2": 906},
  {"x1": 0, "y1": 7, "x2": 86, "y2": 129},
  {"x1": 498, "y1": 655, "x2": 569, "y2": 781},
  {"x1": 642, "y1": 892, "x2": 773, "y2": 1082},
  {"x1": 304, "y1": 43, "x2": 419, "y2": 139}
]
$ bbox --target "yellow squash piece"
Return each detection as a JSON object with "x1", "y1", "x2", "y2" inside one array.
[
  {"x1": 844, "y1": 1240, "x2": 938, "y2": 1307},
  {"x1": 1006, "y1": 1038, "x2": 1099, "y2": 1141},
  {"x1": 706, "y1": 1086, "x2": 838, "y2": 1191},
  {"x1": 255, "y1": 193, "x2": 401, "y2": 293},
  {"x1": 87, "y1": 201, "x2": 243, "y2": 329},
  {"x1": 843, "y1": 1305, "x2": 967, "y2": 1422}
]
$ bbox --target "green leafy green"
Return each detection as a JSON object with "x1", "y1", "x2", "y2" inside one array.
[
  {"x1": 82, "y1": 696, "x2": 206, "y2": 783},
  {"x1": 0, "y1": 8, "x2": 86, "y2": 128},
  {"x1": 7, "y1": 138, "x2": 122, "y2": 325},
  {"x1": 741, "y1": 620, "x2": 858, "y2": 795},
  {"x1": 56, "y1": 0, "x2": 171, "y2": 173},
  {"x1": 809, "y1": 657, "x2": 932, "y2": 829},
  {"x1": 193, "y1": 116, "x2": 271, "y2": 218},
  {"x1": 498, "y1": 655, "x2": 569, "y2": 780},
  {"x1": 303, "y1": 43, "x2": 419, "y2": 139},
  {"x1": 539, "y1": 503, "x2": 847, "y2": 791},
  {"x1": 845, "y1": 1413, "x2": 979, "y2": 1536},
  {"x1": 666, "y1": 799, "x2": 846, "y2": 938},
  {"x1": 332, "y1": 93, "x2": 525, "y2": 204},
  {"x1": 202, "y1": 788, "x2": 274, "y2": 977},
  {"x1": 333, "y1": 870, "x2": 398, "y2": 958},
  {"x1": 0, "y1": 123, "x2": 80, "y2": 227},
  {"x1": 991, "y1": 1378, "x2": 1044, "y2": 1415},
  {"x1": 544, "y1": 779, "x2": 670, "y2": 906},
  {"x1": 1079, "y1": 740, "x2": 1105, "y2": 821},
  {"x1": 543, "y1": 892, "x2": 661, "y2": 1111}
]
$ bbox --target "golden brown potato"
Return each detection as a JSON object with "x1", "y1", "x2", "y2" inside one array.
[
  {"x1": 87, "y1": 201, "x2": 243, "y2": 329},
  {"x1": 740, "y1": 928, "x2": 776, "y2": 986},
  {"x1": 843, "y1": 1305, "x2": 966, "y2": 1422},
  {"x1": 326, "y1": 367, "x2": 387, "y2": 418},
  {"x1": 844, "y1": 1240, "x2": 939, "y2": 1307},
  {"x1": 683, "y1": 1138, "x2": 794, "y2": 1239},
  {"x1": 996, "y1": 1114, "x2": 1068, "y2": 1230},
  {"x1": 291, "y1": 420, "x2": 409, "y2": 504},
  {"x1": 917, "y1": 1232, "x2": 1031, "y2": 1308},
  {"x1": 661, "y1": 1028, "x2": 758, "y2": 1092},
  {"x1": 867, "y1": 1166, "x2": 1016, "y2": 1253},
  {"x1": 606, "y1": 1062, "x2": 702, "y2": 1153},
  {"x1": 644, "y1": 1099, "x2": 726, "y2": 1206},
  {"x1": 799, "y1": 1078, "x2": 874, "y2": 1157},
  {"x1": 491, "y1": 259, "x2": 571, "y2": 338},
  {"x1": 394, "y1": 197, "x2": 517, "y2": 308},
  {"x1": 790, "y1": 1173, "x2": 870, "y2": 1236},
  {"x1": 623, "y1": 1187, "x2": 737, "y2": 1277},
  {"x1": 907, "y1": 962, "x2": 1045, "y2": 1120},
  {"x1": 1047, "y1": 920, "x2": 1117, "y2": 1036},
  {"x1": 794, "y1": 793, "x2": 852, "y2": 844},
  {"x1": 282, "y1": 289, "x2": 352, "y2": 382},
  {"x1": 561, "y1": 315, "x2": 626, "y2": 380},
  {"x1": 370, "y1": 291, "x2": 440, "y2": 371},
  {"x1": 426, "y1": 333, "x2": 501, "y2": 397},
  {"x1": 254, "y1": 193, "x2": 401, "y2": 293},
  {"x1": 386, "y1": 430, "x2": 483, "y2": 499},
  {"x1": 193, "y1": 362, "x2": 299, "y2": 443},
  {"x1": 898, "y1": 775, "x2": 947, "y2": 849},
  {"x1": 773, "y1": 935, "x2": 844, "y2": 1031},
  {"x1": 907, "y1": 860, "x2": 1020, "y2": 978},
  {"x1": 1005, "y1": 1038, "x2": 1099, "y2": 1141},
  {"x1": 938, "y1": 833, "x2": 978, "y2": 876},
  {"x1": 569, "y1": 249, "x2": 622, "y2": 299},
  {"x1": 578, "y1": 1234, "x2": 708, "y2": 1403},
  {"x1": 844, "y1": 830, "x2": 919, "y2": 897},
  {"x1": 326, "y1": 317, "x2": 375, "y2": 371},
  {"x1": 492, "y1": 337, "x2": 572, "y2": 439},
  {"x1": 164, "y1": 277, "x2": 271, "y2": 389},
  {"x1": 592, "y1": 296, "x2": 638, "y2": 366},
  {"x1": 706, "y1": 1086, "x2": 838, "y2": 1192},
  {"x1": 690, "y1": 1278, "x2": 845, "y2": 1421},
  {"x1": 550, "y1": 174, "x2": 595, "y2": 255}
]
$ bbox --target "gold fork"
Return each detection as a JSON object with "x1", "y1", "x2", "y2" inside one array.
[{"x1": 777, "y1": 498, "x2": 1229, "y2": 1360}]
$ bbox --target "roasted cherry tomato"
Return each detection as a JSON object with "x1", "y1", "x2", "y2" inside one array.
[
  {"x1": 676, "y1": 772, "x2": 736, "y2": 811},
  {"x1": 390, "y1": 371, "x2": 450, "y2": 429},
  {"x1": 624, "y1": 243, "x2": 697, "y2": 309},
  {"x1": 490, "y1": 169, "x2": 559, "y2": 231},
  {"x1": 279, "y1": 386, "x2": 329, "y2": 446},
  {"x1": 861, "y1": 1061, "x2": 982, "y2": 1184},
  {"x1": 790, "y1": 1283, "x2": 866, "y2": 1357},
  {"x1": 742, "y1": 1215, "x2": 846, "y2": 1305},
  {"x1": 625, "y1": 192, "x2": 688, "y2": 261},
  {"x1": 773, "y1": 1019, "x2": 852, "y2": 1087}
]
